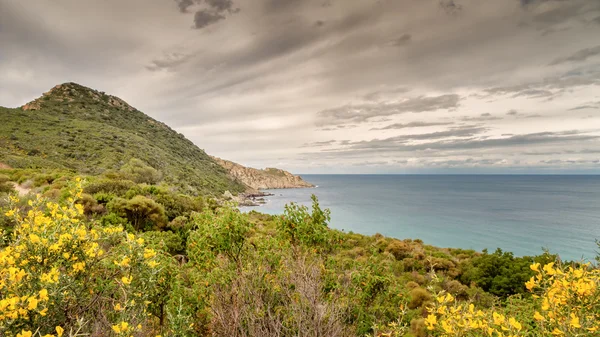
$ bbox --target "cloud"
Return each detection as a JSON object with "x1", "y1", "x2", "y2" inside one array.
[
  {"x1": 313, "y1": 130, "x2": 600, "y2": 156},
  {"x1": 550, "y1": 45, "x2": 600, "y2": 65},
  {"x1": 317, "y1": 94, "x2": 461, "y2": 126},
  {"x1": 2, "y1": 0, "x2": 600, "y2": 172},
  {"x1": 439, "y1": 0, "x2": 463, "y2": 15},
  {"x1": 461, "y1": 113, "x2": 502, "y2": 121},
  {"x1": 506, "y1": 109, "x2": 519, "y2": 115},
  {"x1": 173, "y1": 0, "x2": 239, "y2": 29},
  {"x1": 370, "y1": 121, "x2": 454, "y2": 130},
  {"x1": 301, "y1": 140, "x2": 337, "y2": 147},
  {"x1": 194, "y1": 10, "x2": 225, "y2": 29},
  {"x1": 391, "y1": 34, "x2": 412, "y2": 47}
]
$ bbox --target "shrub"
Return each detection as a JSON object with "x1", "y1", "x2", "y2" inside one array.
[
  {"x1": 120, "y1": 158, "x2": 162, "y2": 184},
  {"x1": 84, "y1": 179, "x2": 136, "y2": 196},
  {"x1": 109, "y1": 195, "x2": 167, "y2": 231},
  {"x1": 386, "y1": 240, "x2": 412, "y2": 260},
  {"x1": 425, "y1": 262, "x2": 600, "y2": 336},
  {"x1": 0, "y1": 175, "x2": 14, "y2": 194},
  {"x1": 408, "y1": 287, "x2": 432, "y2": 309},
  {"x1": 0, "y1": 178, "x2": 162, "y2": 336},
  {"x1": 277, "y1": 195, "x2": 334, "y2": 250}
]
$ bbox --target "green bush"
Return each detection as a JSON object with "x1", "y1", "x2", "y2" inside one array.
[{"x1": 109, "y1": 195, "x2": 167, "y2": 231}]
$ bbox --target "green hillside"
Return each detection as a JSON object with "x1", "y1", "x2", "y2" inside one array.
[{"x1": 0, "y1": 82, "x2": 245, "y2": 195}]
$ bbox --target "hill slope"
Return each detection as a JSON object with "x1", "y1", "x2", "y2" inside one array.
[
  {"x1": 211, "y1": 156, "x2": 314, "y2": 190},
  {"x1": 0, "y1": 83, "x2": 245, "y2": 195}
]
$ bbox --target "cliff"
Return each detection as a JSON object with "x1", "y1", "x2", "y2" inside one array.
[{"x1": 211, "y1": 156, "x2": 314, "y2": 190}]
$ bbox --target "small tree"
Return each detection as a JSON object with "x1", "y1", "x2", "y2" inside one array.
[{"x1": 277, "y1": 194, "x2": 333, "y2": 250}]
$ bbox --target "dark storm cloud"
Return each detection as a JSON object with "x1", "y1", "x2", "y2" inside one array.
[
  {"x1": 317, "y1": 94, "x2": 462, "y2": 126},
  {"x1": 550, "y1": 45, "x2": 600, "y2": 65},
  {"x1": 370, "y1": 121, "x2": 454, "y2": 131}
]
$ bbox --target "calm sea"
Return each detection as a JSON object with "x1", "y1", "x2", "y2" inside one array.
[{"x1": 241, "y1": 175, "x2": 600, "y2": 261}]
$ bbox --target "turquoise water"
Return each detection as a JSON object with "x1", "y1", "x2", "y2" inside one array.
[{"x1": 241, "y1": 175, "x2": 600, "y2": 261}]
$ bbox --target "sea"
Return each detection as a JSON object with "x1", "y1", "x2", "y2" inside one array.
[{"x1": 240, "y1": 175, "x2": 600, "y2": 261}]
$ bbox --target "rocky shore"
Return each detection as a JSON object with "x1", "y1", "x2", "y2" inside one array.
[{"x1": 212, "y1": 156, "x2": 314, "y2": 206}]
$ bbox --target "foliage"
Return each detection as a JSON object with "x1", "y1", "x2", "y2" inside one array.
[
  {"x1": 424, "y1": 261, "x2": 600, "y2": 336},
  {"x1": 0, "y1": 179, "x2": 162, "y2": 336},
  {"x1": 109, "y1": 195, "x2": 167, "y2": 231},
  {"x1": 188, "y1": 205, "x2": 252, "y2": 266},
  {"x1": 0, "y1": 82, "x2": 245, "y2": 196},
  {"x1": 277, "y1": 194, "x2": 334, "y2": 249},
  {"x1": 119, "y1": 158, "x2": 162, "y2": 185},
  {"x1": 459, "y1": 249, "x2": 536, "y2": 298},
  {"x1": 0, "y1": 175, "x2": 14, "y2": 194}
]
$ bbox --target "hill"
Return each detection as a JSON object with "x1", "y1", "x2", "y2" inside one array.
[
  {"x1": 211, "y1": 156, "x2": 314, "y2": 190},
  {"x1": 0, "y1": 82, "x2": 245, "y2": 195}
]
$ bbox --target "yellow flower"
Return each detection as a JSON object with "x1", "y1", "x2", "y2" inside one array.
[
  {"x1": 39, "y1": 288, "x2": 49, "y2": 301},
  {"x1": 551, "y1": 327, "x2": 564, "y2": 335},
  {"x1": 425, "y1": 314, "x2": 437, "y2": 330},
  {"x1": 569, "y1": 313, "x2": 581, "y2": 329},
  {"x1": 72, "y1": 262, "x2": 85, "y2": 272},
  {"x1": 534, "y1": 311, "x2": 544, "y2": 321},
  {"x1": 17, "y1": 330, "x2": 33, "y2": 337},
  {"x1": 27, "y1": 296, "x2": 38, "y2": 310},
  {"x1": 543, "y1": 262, "x2": 556, "y2": 275},
  {"x1": 143, "y1": 248, "x2": 156, "y2": 259},
  {"x1": 508, "y1": 317, "x2": 522, "y2": 331},
  {"x1": 530, "y1": 262, "x2": 540, "y2": 272},
  {"x1": 121, "y1": 276, "x2": 132, "y2": 285},
  {"x1": 114, "y1": 303, "x2": 123, "y2": 311},
  {"x1": 525, "y1": 276, "x2": 536, "y2": 291},
  {"x1": 56, "y1": 326, "x2": 64, "y2": 337},
  {"x1": 29, "y1": 233, "x2": 41, "y2": 244},
  {"x1": 39, "y1": 307, "x2": 48, "y2": 316},
  {"x1": 5, "y1": 209, "x2": 15, "y2": 217}
]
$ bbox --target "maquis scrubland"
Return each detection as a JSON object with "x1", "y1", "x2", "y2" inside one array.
[{"x1": 0, "y1": 83, "x2": 598, "y2": 337}]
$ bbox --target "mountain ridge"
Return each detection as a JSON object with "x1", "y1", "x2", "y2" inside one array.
[{"x1": 0, "y1": 82, "x2": 246, "y2": 195}]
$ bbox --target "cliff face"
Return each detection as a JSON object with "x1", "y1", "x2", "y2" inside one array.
[{"x1": 211, "y1": 156, "x2": 314, "y2": 190}]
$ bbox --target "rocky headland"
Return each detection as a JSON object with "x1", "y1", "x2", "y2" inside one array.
[{"x1": 211, "y1": 156, "x2": 314, "y2": 206}]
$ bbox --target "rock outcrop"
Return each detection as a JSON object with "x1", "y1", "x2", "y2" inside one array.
[{"x1": 211, "y1": 156, "x2": 314, "y2": 190}]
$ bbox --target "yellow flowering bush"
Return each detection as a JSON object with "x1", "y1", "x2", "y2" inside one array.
[
  {"x1": 526, "y1": 262, "x2": 599, "y2": 335},
  {"x1": 0, "y1": 178, "x2": 161, "y2": 336},
  {"x1": 425, "y1": 262, "x2": 599, "y2": 337}
]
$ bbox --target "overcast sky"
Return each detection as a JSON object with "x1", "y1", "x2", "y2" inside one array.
[{"x1": 1, "y1": 0, "x2": 600, "y2": 173}]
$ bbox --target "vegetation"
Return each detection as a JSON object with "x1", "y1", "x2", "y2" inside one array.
[
  {"x1": 0, "y1": 83, "x2": 597, "y2": 336},
  {"x1": 0, "y1": 83, "x2": 245, "y2": 196},
  {"x1": 0, "y1": 172, "x2": 596, "y2": 336}
]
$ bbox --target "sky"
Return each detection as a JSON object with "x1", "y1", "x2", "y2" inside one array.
[{"x1": 1, "y1": 0, "x2": 600, "y2": 174}]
